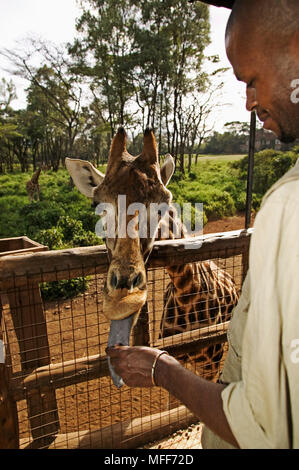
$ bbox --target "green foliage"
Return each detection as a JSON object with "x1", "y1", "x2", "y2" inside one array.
[
  {"x1": 40, "y1": 277, "x2": 89, "y2": 301},
  {"x1": 34, "y1": 215, "x2": 103, "y2": 250},
  {"x1": 57, "y1": 216, "x2": 84, "y2": 242},
  {"x1": 72, "y1": 230, "x2": 102, "y2": 247},
  {"x1": 231, "y1": 149, "x2": 298, "y2": 204},
  {"x1": 22, "y1": 202, "x2": 66, "y2": 237},
  {"x1": 37, "y1": 227, "x2": 64, "y2": 250},
  {"x1": 0, "y1": 169, "x2": 104, "y2": 301},
  {"x1": 203, "y1": 130, "x2": 247, "y2": 155},
  {"x1": 169, "y1": 160, "x2": 241, "y2": 220}
]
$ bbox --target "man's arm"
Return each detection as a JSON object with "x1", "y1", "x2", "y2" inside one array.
[{"x1": 107, "y1": 345, "x2": 239, "y2": 448}]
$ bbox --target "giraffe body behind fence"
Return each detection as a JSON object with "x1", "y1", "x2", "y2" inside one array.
[{"x1": 157, "y1": 209, "x2": 239, "y2": 380}]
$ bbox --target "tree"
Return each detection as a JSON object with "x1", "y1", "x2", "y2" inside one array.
[
  {"x1": 132, "y1": 0, "x2": 211, "y2": 160},
  {"x1": 1, "y1": 40, "x2": 84, "y2": 161},
  {"x1": 70, "y1": 0, "x2": 138, "y2": 135},
  {"x1": 71, "y1": 0, "x2": 211, "y2": 166},
  {"x1": 0, "y1": 78, "x2": 20, "y2": 173}
]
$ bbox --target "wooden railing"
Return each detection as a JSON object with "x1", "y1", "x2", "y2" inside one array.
[{"x1": 0, "y1": 228, "x2": 253, "y2": 449}]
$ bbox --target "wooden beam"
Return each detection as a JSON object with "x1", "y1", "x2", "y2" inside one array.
[
  {"x1": 3, "y1": 283, "x2": 60, "y2": 446},
  {"x1": 149, "y1": 229, "x2": 252, "y2": 268},
  {"x1": 20, "y1": 405, "x2": 198, "y2": 449},
  {"x1": 154, "y1": 321, "x2": 229, "y2": 353},
  {"x1": 0, "y1": 236, "x2": 48, "y2": 258},
  {"x1": 0, "y1": 229, "x2": 253, "y2": 289},
  {"x1": 0, "y1": 245, "x2": 108, "y2": 289},
  {"x1": 10, "y1": 321, "x2": 228, "y2": 401}
]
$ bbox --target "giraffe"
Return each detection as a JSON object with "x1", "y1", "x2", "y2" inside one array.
[
  {"x1": 157, "y1": 209, "x2": 239, "y2": 379},
  {"x1": 26, "y1": 167, "x2": 42, "y2": 203},
  {"x1": 66, "y1": 128, "x2": 239, "y2": 385}
]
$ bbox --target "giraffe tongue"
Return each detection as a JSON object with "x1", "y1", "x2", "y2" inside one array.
[{"x1": 107, "y1": 315, "x2": 134, "y2": 388}]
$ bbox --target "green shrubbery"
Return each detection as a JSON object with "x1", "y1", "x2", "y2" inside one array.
[
  {"x1": 36, "y1": 215, "x2": 102, "y2": 300},
  {"x1": 40, "y1": 277, "x2": 89, "y2": 301},
  {"x1": 169, "y1": 147, "x2": 299, "y2": 221},
  {"x1": 37, "y1": 227, "x2": 64, "y2": 250},
  {"x1": 231, "y1": 147, "x2": 299, "y2": 209},
  {"x1": 169, "y1": 160, "x2": 240, "y2": 221},
  {"x1": 0, "y1": 170, "x2": 103, "y2": 300}
]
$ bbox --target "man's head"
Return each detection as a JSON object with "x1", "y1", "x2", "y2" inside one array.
[{"x1": 225, "y1": 0, "x2": 299, "y2": 143}]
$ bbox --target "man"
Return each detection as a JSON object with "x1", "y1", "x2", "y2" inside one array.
[{"x1": 107, "y1": 0, "x2": 299, "y2": 448}]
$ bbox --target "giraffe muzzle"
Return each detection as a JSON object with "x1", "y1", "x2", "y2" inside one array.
[{"x1": 107, "y1": 314, "x2": 135, "y2": 388}]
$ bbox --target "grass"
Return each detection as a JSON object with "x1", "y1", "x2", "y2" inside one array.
[
  {"x1": 0, "y1": 168, "x2": 101, "y2": 243},
  {"x1": 1, "y1": 149, "x2": 297, "y2": 246},
  {"x1": 168, "y1": 159, "x2": 246, "y2": 221},
  {"x1": 197, "y1": 154, "x2": 246, "y2": 162}
]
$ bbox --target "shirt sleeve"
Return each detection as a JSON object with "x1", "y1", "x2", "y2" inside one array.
[{"x1": 221, "y1": 184, "x2": 299, "y2": 449}]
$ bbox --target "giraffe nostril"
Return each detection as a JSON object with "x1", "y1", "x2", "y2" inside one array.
[
  {"x1": 132, "y1": 273, "x2": 142, "y2": 288},
  {"x1": 110, "y1": 272, "x2": 118, "y2": 289}
]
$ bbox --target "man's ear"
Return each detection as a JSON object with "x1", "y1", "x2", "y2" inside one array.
[
  {"x1": 65, "y1": 158, "x2": 105, "y2": 198},
  {"x1": 160, "y1": 154, "x2": 175, "y2": 186}
]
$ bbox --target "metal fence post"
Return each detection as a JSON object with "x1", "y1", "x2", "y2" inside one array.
[{"x1": 245, "y1": 111, "x2": 256, "y2": 229}]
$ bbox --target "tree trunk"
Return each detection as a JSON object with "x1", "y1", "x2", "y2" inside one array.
[{"x1": 188, "y1": 153, "x2": 192, "y2": 173}]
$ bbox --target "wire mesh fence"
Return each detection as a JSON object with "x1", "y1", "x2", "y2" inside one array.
[{"x1": 0, "y1": 229, "x2": 252, "y2": 449}]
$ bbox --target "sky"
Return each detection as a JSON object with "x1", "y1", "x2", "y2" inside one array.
[{"x1": 0, "y1": 0, "x2": 251, "y2": 133}]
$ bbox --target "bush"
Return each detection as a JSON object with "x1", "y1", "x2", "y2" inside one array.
[
  {"x1": 37, "y1": 227, "x2": 64, "y2": 249},
  {"x1": 57, "y1": 216, "x2": 84, "y2": 242},
  {"x1": 171, "y1": 170, "x2": 185, "y2": 183},
  {"x1": 204, "y1": 190, "x2": 236, "y2": 219},
  {"x1": 72, "y1": 230, "x2": 103, "y2": 247},
  {"x1": 40, "y1": 277, "x2": 89, "y2": 301},
  {"x1": 231, "y1": 149, "x2": 298, "y2": 196},
  {"x1": 21, "y1": 202, "x2": 66, "y2": 236},
  {"x1": 188, "y1": 171, "x2": 197, "y2": 181},
  {"x1": 183, "y1": 186, "x2": 236, "y2": 219},
  {"x1": 234, "y1": 191, "x2": 247, "y2": 212}
]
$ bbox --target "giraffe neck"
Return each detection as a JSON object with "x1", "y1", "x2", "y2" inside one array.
[
  {"x1": 157, "y1": 204, "x2": 196, "y2": 292},
  {"x1": 31, "y1": 168, "x2": 41, "y2": 184},
  {"x1": 157, "y1": 207, "x2": 239, "y2": 367}
]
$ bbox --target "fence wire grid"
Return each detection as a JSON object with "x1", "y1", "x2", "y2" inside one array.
[{"x1": 0, "y1": 230, "x2": 251, "y2": 449}]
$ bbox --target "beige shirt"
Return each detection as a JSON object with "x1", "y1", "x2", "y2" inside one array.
[{"x1": 202, "y1": 160, "x2": 299, "y2": 449}]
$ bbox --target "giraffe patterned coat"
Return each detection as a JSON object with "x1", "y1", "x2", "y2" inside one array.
[{"x1": 202, "y1": 159, "x2": 299, "y2": 449}]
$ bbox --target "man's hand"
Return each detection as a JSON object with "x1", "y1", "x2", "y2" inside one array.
[
  {"x1": 106, "y1": 344, "x2": 238, "y2": 446},
  {"x1": 106, "y1": 345, "x2": 170, "y2": 388}
]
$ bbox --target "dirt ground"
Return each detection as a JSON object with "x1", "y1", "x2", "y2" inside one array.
[
  {"x1": 7, "y1": 213, "x2": 251, "y2": 449},
  {"x1": 203, "y1": 212, "x2": 255, "y2": 234}
]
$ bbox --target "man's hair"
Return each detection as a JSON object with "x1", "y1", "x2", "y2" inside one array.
[{"x1": 226, "y1": 0, "x2": 299, "y2": 45}]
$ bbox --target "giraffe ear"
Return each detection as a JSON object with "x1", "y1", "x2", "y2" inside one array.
[
  {"x1": 65, "y1": 158, "x2": 105, "y2": 198},
  {"x1": 160, "y1": 154, "x2": 175, "y2": 186}
]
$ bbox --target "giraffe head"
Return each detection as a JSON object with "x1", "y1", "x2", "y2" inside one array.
[{"x1": 66, "y1": 127, "x2": 175, "y2": 324}]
